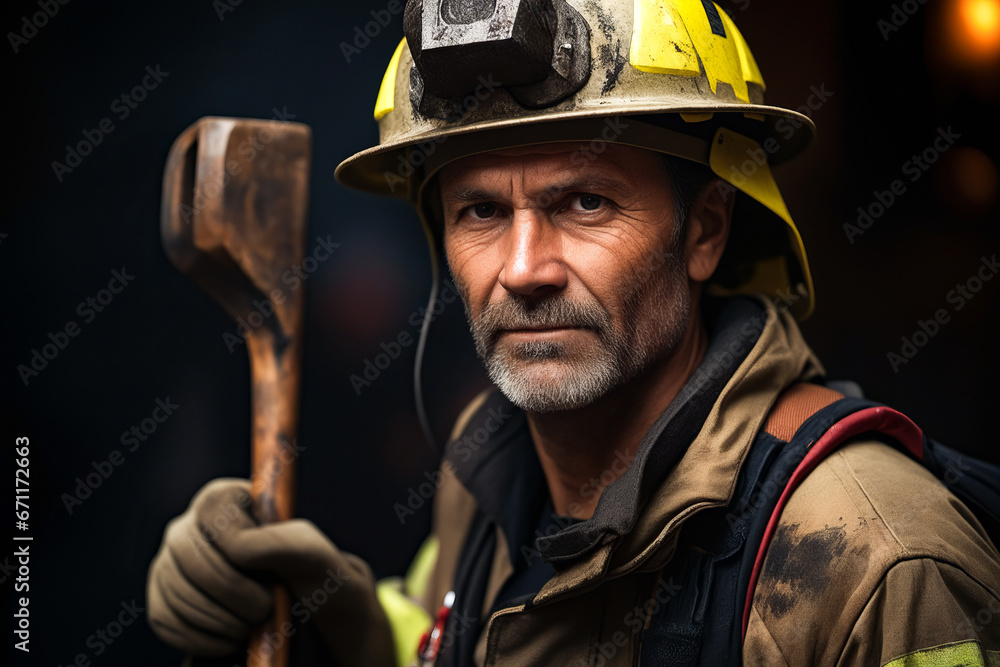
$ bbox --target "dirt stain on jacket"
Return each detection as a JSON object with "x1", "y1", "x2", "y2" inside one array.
[{"x1": 761, "y1": 523, "x2": 849, "y2": 619}]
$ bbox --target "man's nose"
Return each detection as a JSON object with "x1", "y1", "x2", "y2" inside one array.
[{"x1": 497, "y1": 209, "x2": 568, "y2": 297}]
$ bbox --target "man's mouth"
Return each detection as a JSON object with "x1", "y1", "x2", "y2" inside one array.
[
  {"x1": 506, "y1": 325, "x2": 577, "y2": 331},
  {"x1": 499, "y1": 325, "x2": 590, "y2": 337}
]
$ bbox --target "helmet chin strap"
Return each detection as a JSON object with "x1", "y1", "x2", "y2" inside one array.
[{"x1": 414, "y1": 214, "x2": 442, "y2": 454}]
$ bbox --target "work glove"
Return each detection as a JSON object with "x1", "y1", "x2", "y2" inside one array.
[{"x1": 147, "y1": 478, "x2": 396, "y2": 667}]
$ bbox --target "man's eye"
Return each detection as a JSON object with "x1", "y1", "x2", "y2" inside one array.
[
  {"x1": 469, "y1": 203, "x2": 498, "y2": 220},
  {"x1": 568, "y1": 194, "x2": 604, "y2": 211}
]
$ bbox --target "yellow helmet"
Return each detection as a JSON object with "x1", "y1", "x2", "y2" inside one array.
[{"x1": 336, "y1": 0, "x2": 817, "y2": 318}]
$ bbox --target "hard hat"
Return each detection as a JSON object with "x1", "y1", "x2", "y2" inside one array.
[{"x1": 336, "y1": 0, "x2": 817, "y2": 319}]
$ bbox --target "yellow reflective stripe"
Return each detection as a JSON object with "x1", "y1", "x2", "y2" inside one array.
[
  {"x1": 718, "y1": 8, "x2": 765, "y2": 94},
  {"x1": 681, "y1": 0, "x2": 747, "y2": 100},
  {"x1": 629, "y1": 0, "x2": 764, "y2": 102},
  {"x1": 376, "y1": 578, "x2": 432, "y2": 667},
  {"x1": 404, "y1": 536, "x2": 439, "y2": 601},
  {"x1": 629, "y1": 0, "x2": 700, "y2": 77},
  {"x1": 882, "y1": 640, "x2": 1000, "y2": 667},
  {"x1": 374, "y1": 38, "x2": 407, "y2": 122}
]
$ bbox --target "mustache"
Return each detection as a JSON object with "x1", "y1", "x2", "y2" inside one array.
[{"x1": 474, "y1": 294, "x2": 611, "y2": 348}]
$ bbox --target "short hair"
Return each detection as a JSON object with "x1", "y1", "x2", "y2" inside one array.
[{"x1": 660, "y1": 153, "x2": 717, "y2": 244}]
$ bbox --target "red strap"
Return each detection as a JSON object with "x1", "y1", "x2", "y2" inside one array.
[{"x1": 741, "y1": 407, "x2": 924, "y2": 640}]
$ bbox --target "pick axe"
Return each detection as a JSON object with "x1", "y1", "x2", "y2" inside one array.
[{"x1": 161, "y1": 116, "x2": 312, "y2": 667}]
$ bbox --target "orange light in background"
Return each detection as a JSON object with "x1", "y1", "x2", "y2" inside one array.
[
  {"x1": 962, "y1": 0, "x2": 1000, "y2": 44},
  {"x1": 948, "y1": 0, "x2": 1000, "y2": 63},
  {"x1": 934, "y1": 146, "x2": 1000, "y2": 218}
]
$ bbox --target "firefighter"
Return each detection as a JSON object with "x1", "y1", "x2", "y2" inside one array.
[{"x1": 147, "y1": 1, "x2": 1000, "y2": 664}]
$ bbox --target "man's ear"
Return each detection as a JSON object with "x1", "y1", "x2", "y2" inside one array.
[{"x1": 684, "y1": 179, "x2": 734, "y2": 282}]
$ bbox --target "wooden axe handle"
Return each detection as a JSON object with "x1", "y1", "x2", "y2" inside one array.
[
  {"x1": 161, "y1": 117, "x2": 311, "y2": 667},
  {"x1": 246, "y1": 329, "x2": 301, "y2": 667}
]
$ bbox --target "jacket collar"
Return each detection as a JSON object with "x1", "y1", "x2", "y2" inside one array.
[{"x1": 443, "y1": 296, "x2": 825, "y2": 595}]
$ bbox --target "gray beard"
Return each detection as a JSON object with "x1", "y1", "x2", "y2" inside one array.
[{"x1": 460, "y1": 248, "x2": 691, "y2": 413}]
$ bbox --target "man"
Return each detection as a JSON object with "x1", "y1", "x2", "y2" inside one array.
[{"x1": 147, "y1": 1, "x2": 1000, "y2": 665}]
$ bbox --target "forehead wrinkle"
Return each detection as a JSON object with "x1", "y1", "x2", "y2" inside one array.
[
  {"x1": 525, "y1": 174, "x2": 635, "y2": 201},
  {"x1": 441, "y1": 148, "x2": 659, "y2": 207},
  {"x1": 446, "y1": 186, "x2": 497, "y2": 203}
]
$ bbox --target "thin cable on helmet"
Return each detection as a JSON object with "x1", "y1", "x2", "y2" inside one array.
[{"x1": 414, "y1": 217, "x2": 441, "y2": 454}]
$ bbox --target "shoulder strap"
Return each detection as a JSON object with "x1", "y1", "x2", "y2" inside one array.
[
  {"x1": 763, "y1": 382, "x2": 844, "y2": 441},
  {"x1": 637, "y1": 382, "x2": 926, "y2": 666},
  {"x1": 741, "y1": 385, "x2": 925, "y2": 641}
]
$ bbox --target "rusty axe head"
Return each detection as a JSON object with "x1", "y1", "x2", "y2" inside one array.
[{"x1": 161, "y1": 116, "x2": 311, "y2": 346}]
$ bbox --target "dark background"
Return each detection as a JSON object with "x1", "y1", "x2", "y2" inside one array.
[{"x1": 3, "y1": 0, "x2": 998, "y2": 664}]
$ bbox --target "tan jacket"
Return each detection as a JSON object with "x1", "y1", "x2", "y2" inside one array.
[{"x1": 419, "y1": 299, "x2": 1000, "y2": 666}]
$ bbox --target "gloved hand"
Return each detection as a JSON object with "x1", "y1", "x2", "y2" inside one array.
[{"x1": 147, "y1": 478, "x2": 396, "y2": 667}]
